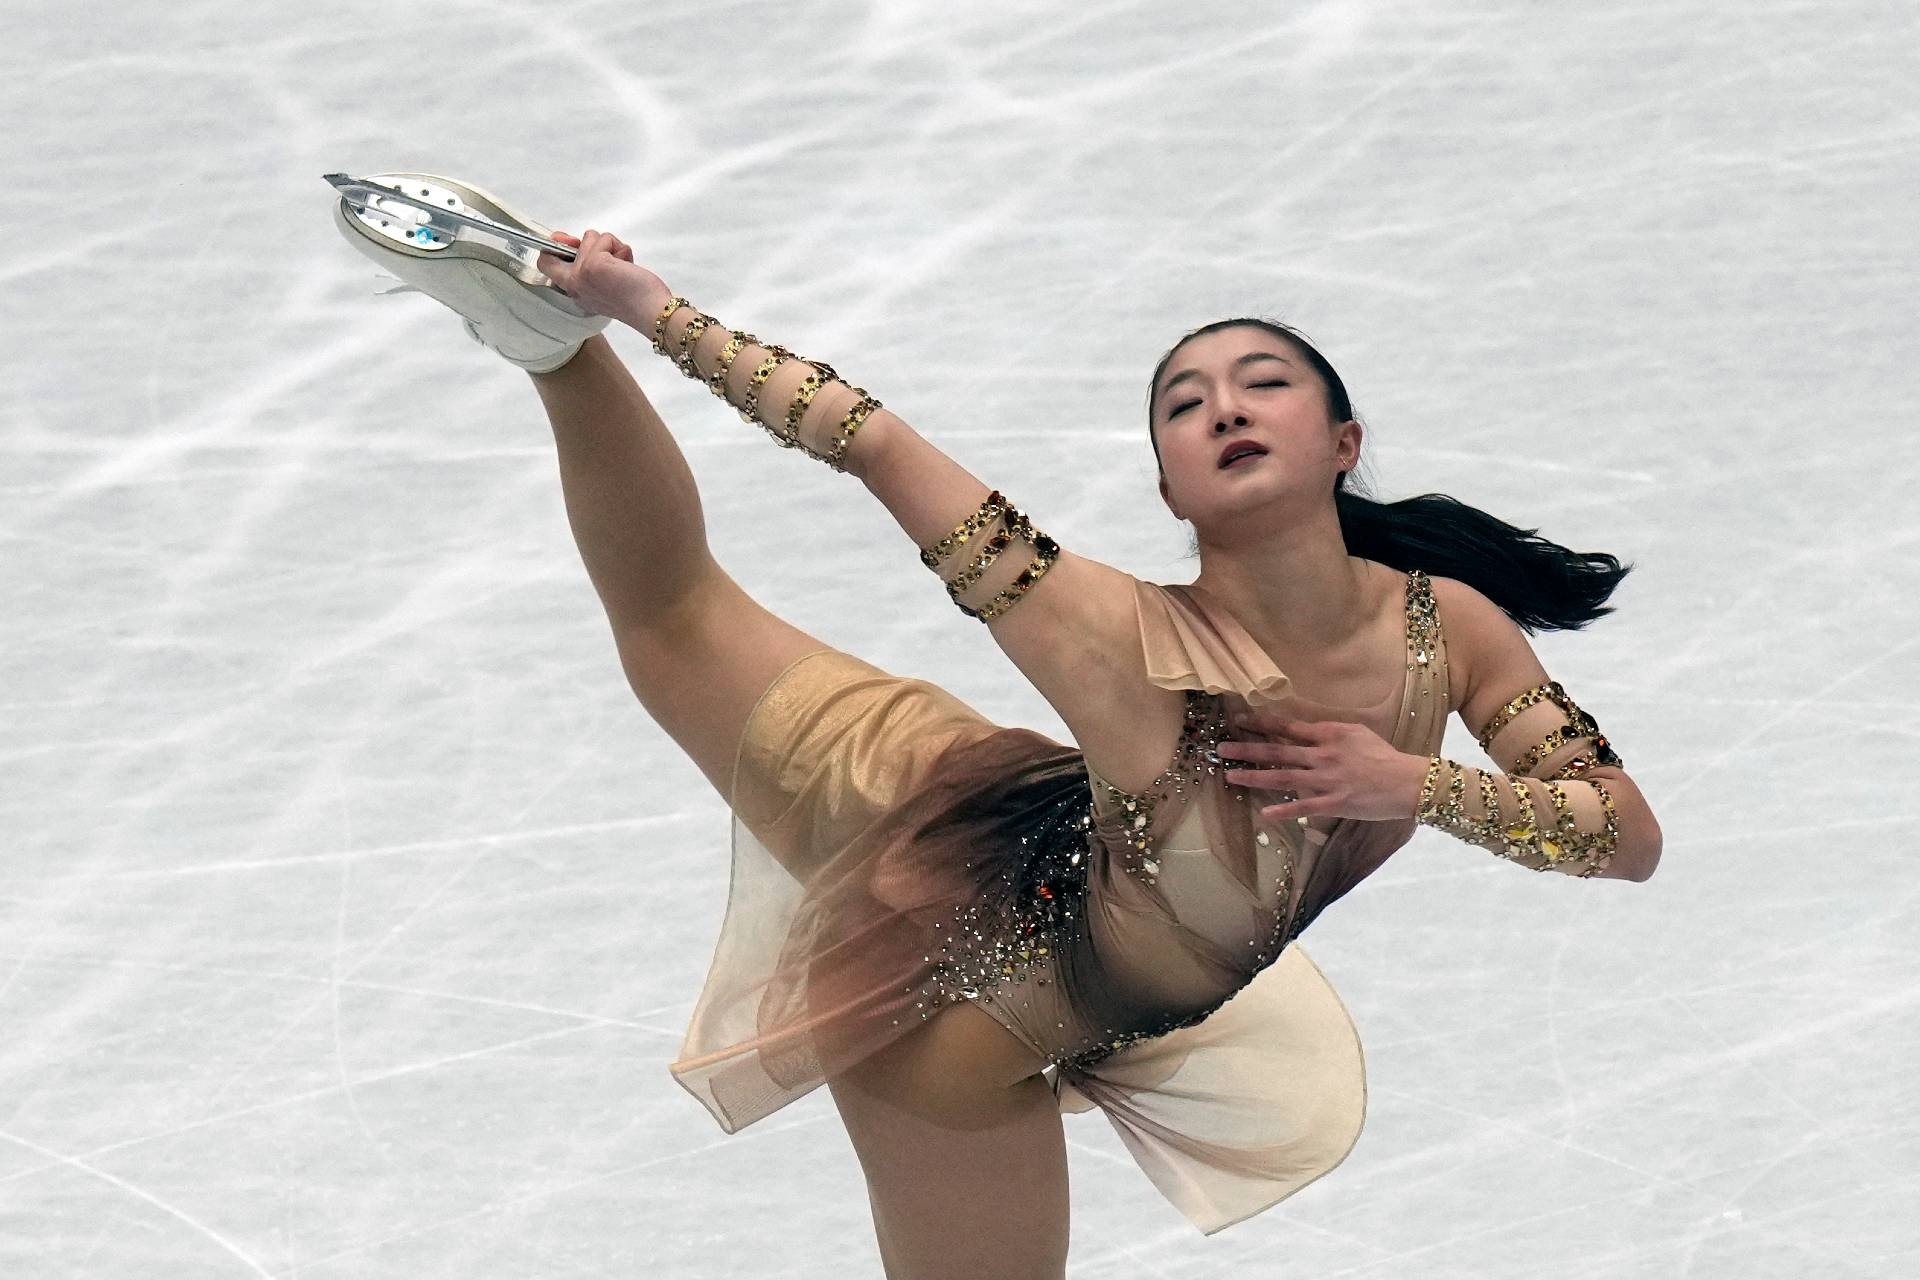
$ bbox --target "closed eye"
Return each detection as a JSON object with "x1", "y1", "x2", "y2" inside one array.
[{"x1": 1169, "y1": 380, "x2": 1287, "y2": 417}]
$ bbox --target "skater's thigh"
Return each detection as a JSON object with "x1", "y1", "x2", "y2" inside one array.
[
  {"x1": 613, "y1": 561, "x2": 838, "y2": 807},
  {"x1": 828, "y1": 1004, "x2": 1069, "y2": 1279}
]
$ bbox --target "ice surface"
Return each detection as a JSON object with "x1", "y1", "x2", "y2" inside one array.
[{"x1": 2, "y1": 0, "x2": 1916, "y2": 1275}]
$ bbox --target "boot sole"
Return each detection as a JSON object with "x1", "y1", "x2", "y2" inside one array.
[
  {"x1": 333, "y1": 172, "x2": 609, "y2": 362},
  {"x1": 334, "y1": 171, "x2": 590, "y2": 304}
]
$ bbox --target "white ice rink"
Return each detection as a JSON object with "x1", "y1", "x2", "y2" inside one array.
[{"x1": 3, "y1": 1, "x2": 1916, "y2": 1275}]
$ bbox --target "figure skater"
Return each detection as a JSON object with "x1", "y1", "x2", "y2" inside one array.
[{"x1": 333, "y1": 173, "x2": 1662, "y2": 1280}]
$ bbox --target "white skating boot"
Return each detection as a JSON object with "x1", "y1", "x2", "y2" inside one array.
[{"x1": 329, "y1": 171, "x2": 609, "y2": 374}]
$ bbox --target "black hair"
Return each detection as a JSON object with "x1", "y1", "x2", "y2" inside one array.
[{"x1": 1147, "y1": 318, "x2": 1633, "y2": 635}]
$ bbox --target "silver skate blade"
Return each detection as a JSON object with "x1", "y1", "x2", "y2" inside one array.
[{"x1": 323, "y1": 173, "x2": 578, "y2": 261}]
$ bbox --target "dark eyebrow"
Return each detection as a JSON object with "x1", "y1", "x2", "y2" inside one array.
[{"x1": 1160, "y1": 351, "x2": 1296, "y2": 399}]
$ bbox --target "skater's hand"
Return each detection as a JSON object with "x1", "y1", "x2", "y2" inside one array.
[
  {"x1": 1214, "y1": 712, "x2": 1430, "y2": 823},
  {"x1": 536, "y1": 229, "x2": 669, "y2": 328}
]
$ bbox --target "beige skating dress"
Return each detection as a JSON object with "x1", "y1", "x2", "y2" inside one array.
[{"x1": 670, "y1": 566, "x2": 1449, "y2": 1235}]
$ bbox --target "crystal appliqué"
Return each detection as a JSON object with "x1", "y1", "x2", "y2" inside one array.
[
  {"x1": 1088, "y1": 690, "x2": 1254, "y2": 887},
  {"x1": 894, "y1": 781, "x2": 1095, "y2": 1026}
]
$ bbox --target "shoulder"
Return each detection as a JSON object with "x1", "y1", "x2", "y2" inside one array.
[
  {"x1": 1424, "y1": 572, "x2": 1504, "y2": 643},
  {"x1": 1423, "y1": 574, "x2": 1549, "y2": 729}
]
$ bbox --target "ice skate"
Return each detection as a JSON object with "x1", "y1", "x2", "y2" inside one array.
[{"x1": 326, "y1": 171, "x2": 609, "y2": 374}]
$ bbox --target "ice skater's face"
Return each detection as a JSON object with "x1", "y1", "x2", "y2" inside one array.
[{"x1": 1151, "y1": 327, "x2": 1361, "y2": 539}]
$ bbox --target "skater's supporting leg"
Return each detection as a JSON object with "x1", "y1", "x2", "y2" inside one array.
[{"x1": 827, "y1": 1003, "x2": 1068, "y2": 1280}]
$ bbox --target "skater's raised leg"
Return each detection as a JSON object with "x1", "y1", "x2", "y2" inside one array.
[
  {"x1": 527, "y1": 332, "x2": 838, "y2": 806},
  {"x1": 528, "y1": 331, "x2": 719, "y2": 629}
]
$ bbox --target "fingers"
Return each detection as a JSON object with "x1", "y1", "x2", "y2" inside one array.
[
  {"x1": 553, "y1": 232, "x2": 629, "y2": 272},
  {"x1": 584, "y1": 228, "x2": 633, "y2": 260},
  {"x1": 1215, "y1": 740, "x2": 1303, "y2": 764},
  {"x1": 538, "y1": 230, "x2": 592, "y2": 290},
  {"x1": 555, "y1": 228, "x2": 634, "y2": 259},
  {"x1": 1252, "y1": 782, "x2": 1312, "y2": 818},
  {"x1": 1219, "y1": 753, "x2": 1303, "y2": 788},
  {"x1": 1218, "y1": 738, "x2": 1306, "y2": 794},
  {"x1": 1223, "y1": 768, "x2": 1303, "y2": 794},
  {"x1": 536, "y1": 227, "x2": 638, "y2": 300},
  {"x1": 1258, "y1": 800, "x2": 1322, "y2": 824}
]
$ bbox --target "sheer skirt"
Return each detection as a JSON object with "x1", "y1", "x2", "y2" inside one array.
[{"x1": 667, "y1": 648, "x2": 1370, "y2": 1235}]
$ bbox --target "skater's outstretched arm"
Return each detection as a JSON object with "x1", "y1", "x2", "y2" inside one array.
[{"x1": 540, "y1": 242, "x2": 1174, "y2": 789}]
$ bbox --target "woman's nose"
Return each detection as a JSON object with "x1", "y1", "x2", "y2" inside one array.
[{"x1": 1215, "y1": 412, "x2": 1249, "y2": 431}]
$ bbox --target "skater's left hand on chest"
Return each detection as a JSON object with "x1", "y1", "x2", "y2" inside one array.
[{"x1": 1215, "y1": 713, "x2": 1428, "y2": 823}]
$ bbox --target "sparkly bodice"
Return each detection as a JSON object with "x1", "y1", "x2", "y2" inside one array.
[
  {"x1": 1087, "y1": 568, "x2": 1445, "y2": 849},
  {"x1": 1067, "y1": 568, "x2": 1449, "y2": 1050}
]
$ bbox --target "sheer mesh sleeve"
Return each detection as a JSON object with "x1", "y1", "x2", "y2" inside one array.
[{"x1": 1415, "y1": 680, "x2": 1626, "y2": 877}]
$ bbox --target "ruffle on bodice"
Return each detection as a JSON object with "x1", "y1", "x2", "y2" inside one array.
[{"x1": 1134, "y1": 580, "x2": 1294, "y2": 707}]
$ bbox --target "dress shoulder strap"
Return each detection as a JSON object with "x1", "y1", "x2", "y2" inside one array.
[{"x1": 1405, "y1": 568, "x2": 1444, "y2": 674}]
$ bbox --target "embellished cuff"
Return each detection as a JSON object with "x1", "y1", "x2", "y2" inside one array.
[
  {"x1": 1414, "y1": 755, "x2": 1621, "y2": 877},
  {"x1": 919, "y1": 489, "x2": 1061, "y2": 623},
  {"x1": 649, "y1": 295, "x2": 882, "y2": 474},
  {"x1": 1477, "y1": 679, "x2": 1624, "y2": 776}
]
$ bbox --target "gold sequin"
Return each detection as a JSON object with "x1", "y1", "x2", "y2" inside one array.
[
  {"x1": 740, "y1": 347, "x2": 795, "y2": 426},
  {"x1": 777, "y1": 361, "x2": 840, "y2": 444},
  {"x1": 707, "y1": 331, "x2": 753, "y2": 398},
  {"x1": 648, "y1": 295, "x2": 693, "y2": 355}
]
